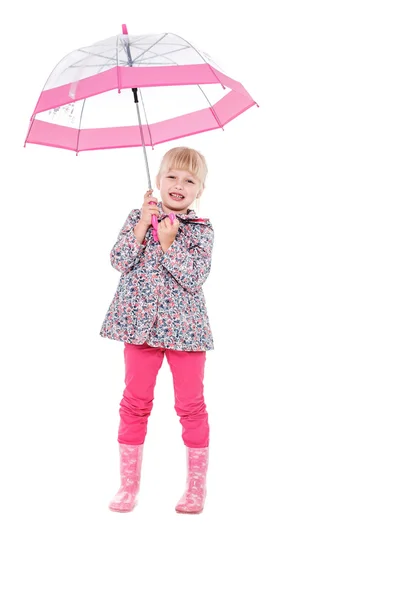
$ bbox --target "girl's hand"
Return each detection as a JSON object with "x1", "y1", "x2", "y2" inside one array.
[
  {"x1": 157, "y1": 214, "x2": 180, "y2": 247},
  {"x1": 139, "y1": 189, "x2": 160, "y2": 227}
]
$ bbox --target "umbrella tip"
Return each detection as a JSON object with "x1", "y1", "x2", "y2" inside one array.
[{"x1": 122, "y1": 24, "x2": 128, "y2": 34}]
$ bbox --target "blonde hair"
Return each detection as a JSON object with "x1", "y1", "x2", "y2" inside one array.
[{"x1": 155, "y1": 147, "x2": 208, "y2": 213}]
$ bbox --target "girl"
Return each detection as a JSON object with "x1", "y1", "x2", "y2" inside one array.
[{"x1": 100, "y1": 147, "x2": 215, "y2": 514}]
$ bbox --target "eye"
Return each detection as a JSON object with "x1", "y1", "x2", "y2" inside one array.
[{"x1": 167, "y1": 174, "x2": 194, "y2": 184}]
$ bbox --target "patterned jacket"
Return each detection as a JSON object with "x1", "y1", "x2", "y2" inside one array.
[{"x1": 99, "y1": 201, "x2": 214, "y2": 351}]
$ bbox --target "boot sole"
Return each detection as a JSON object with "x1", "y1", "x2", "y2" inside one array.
[{"x1": 109, "y1": 502, "x2": 137, "y2": 513}]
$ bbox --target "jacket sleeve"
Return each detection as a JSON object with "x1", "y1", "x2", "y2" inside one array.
[
  {"x1": 159, "y1": 224, "x2": 214, "y2": 294},
  {"x1": 110, "y1": 209, "x2": 146, "y2": 274}
]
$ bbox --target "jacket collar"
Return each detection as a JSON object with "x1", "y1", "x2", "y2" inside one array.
[{"x1": 157, "y1": 201, "x2": 210, "y2": 224}]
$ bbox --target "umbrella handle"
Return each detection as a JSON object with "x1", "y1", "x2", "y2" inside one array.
[
  {"x1": 151, "y1": 214, "x2": 158, "y2": 242},
  {"x1": 149, "y1": 202, "x2": 175, "y2": 243},
  {"x1": 148, "y1": 201, "x2": 158, "y2": 242}
]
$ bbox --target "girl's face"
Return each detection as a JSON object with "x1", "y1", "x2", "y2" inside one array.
[{"x1": 157, "y1": 168, "x2": 202, "y2": 214}]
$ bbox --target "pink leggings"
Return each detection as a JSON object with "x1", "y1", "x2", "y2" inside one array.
[{"x1": 118, "y1": 342, "x2": 209, "y2": 448}]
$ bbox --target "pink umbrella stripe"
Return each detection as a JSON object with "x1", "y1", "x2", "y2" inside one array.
[
  {"x1": 26, "y1": 90, "x2": 257, "y2": 152},
  {"x1": 31, "y1": 65, "x2": 254, "y2": 116}
]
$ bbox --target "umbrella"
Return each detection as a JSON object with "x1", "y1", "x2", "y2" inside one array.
[{"x1": 25, "y1": 25, "x2": 259, "y2": 239}]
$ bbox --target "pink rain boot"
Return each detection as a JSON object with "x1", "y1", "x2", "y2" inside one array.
[
  {"x1": 108, "y1": 443, "x2": 144, "y2": 512},
  {"x1": 175, "y1": 447, "x2": 209, "y2": 514}
]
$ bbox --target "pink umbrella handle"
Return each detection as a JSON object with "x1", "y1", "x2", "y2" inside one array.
[
  {"x1": 151, "y1": 214, "x2": 158, "y2": 241},
  {"x1": 148, "y1": 201, "x2": 175, "y2": 243},
  {"x1": 148, "y1": 201, "x2": 158, "y2": 242}
]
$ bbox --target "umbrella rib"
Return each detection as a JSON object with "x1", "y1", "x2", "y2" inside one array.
[
  {"x1": 196, "y1": 85, "x2": 225, "y2": 130},
  {"x1": 55, "y1": 50, "x2": 128, "y2": 82},
  {"x1": 164, "y1": 32, "x2": 227, "y2": 130},
  {"x1": 138, "y1": 88, "x2": 154, "y2": 148},
  {"x1": 76, "y1": 97, "x2": 87, "y2": 153},
  {"x1": 74, "y1": 35, "x2": 180, "y2": 67},
  {"x1": 124, "y1": 33, "x2": 169, "y2": 65},
  {"x1": 166, "y1": 32, "x2": 226, "y2": 88},
  {"x1": 122, "y1": 40, "x2": 195, "y2": 65},
  {"x1": 130, "y1": 43, "x2": 189, "y2": 53},
  {"x1": 134, "y1": 41, "x2": 224, "y2": 131},
  {"x1": 75, "y1": 52, "x2": 120, "y2": 153},
  {"x1": 119, "y1": 41, "x2": 189, "y2": 65},
  {"x1": 131, "y1": 45, "x2": 224, "y2": 133},
  {"x1": 56, "y1": 38, "x2": 200, "y2": 74},
  {"x1": 67, "y1": 63, "x2": 128, "y2": 68},
  {"x1": 123, "y1": 33, "x2": 157, "y2": 45},
  {"x1": 73, "y1": 49, "x2": 123, "y2": 64},
  {"x1": 130, "y1": 45, "x2": 191, "y2": 64}
]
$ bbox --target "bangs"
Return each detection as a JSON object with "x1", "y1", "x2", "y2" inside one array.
[{"x1": 159, "y1": 147, "x2": 207, "y2": 187}]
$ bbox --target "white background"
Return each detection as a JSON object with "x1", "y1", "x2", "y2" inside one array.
[{"x1": 1, "y1": 1, "x2": 399, "y2": 598}]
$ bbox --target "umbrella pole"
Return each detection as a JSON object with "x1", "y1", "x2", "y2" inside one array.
[
  {"x1": 122, "y1": 28, "x2": 152, "y2": 190},
  {"x1": 132, "y1": 87, "x2": 152, "y2": 190}
]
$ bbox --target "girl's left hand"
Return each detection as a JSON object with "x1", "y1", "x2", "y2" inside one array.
[{"x1": 157, "y1": 213, "x2": 180, "y2": 246}]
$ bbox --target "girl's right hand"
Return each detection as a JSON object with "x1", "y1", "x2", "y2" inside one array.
[{"x1": 139, "y1": 189, "x2": 160, "y2": 227}]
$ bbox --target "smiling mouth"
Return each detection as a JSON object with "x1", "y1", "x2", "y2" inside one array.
[{"x1": 169, "y1": 193, "x2": 185, "y2": 200}]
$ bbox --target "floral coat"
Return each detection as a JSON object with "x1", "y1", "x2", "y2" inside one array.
[{"x1": 99, "y1": 201, "x2": 215, "y2": 351}]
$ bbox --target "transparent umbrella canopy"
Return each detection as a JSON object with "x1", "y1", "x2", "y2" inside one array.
[
  {"x1": 25, "y1": 25, "x2": 259, "y2": 189},
  {"x1": 25, "y1": 26, "x2": 259, "y2": 241}
]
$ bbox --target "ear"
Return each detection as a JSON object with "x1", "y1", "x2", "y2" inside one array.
[{"x1": 155, "y1": 174, "x2": 160, "y2": 190}]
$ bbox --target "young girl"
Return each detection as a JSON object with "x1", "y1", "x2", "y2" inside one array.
[{"x1": 100, "y1": 147, "x2": 214, "y2": 514}]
